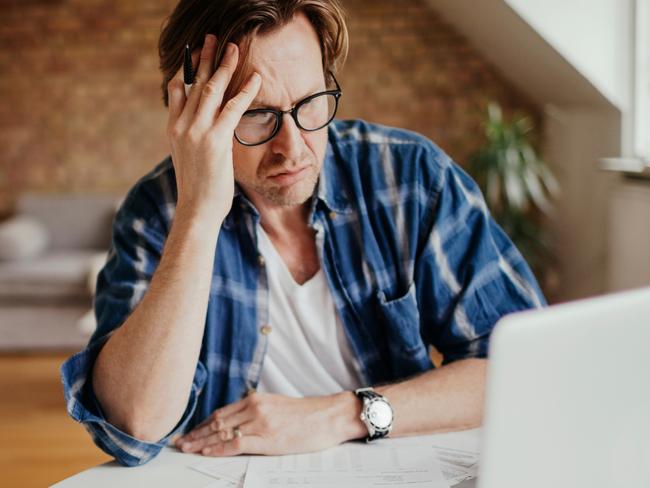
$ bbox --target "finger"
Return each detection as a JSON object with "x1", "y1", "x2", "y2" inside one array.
[
  {"x1": 186, "y1": 402, "x2": 232, "y2": 433},
  {"x1": 213, "y1": 395, "x2": 250, "y2": 419},
  {"x1": 195, "y1": 34, "x2": 218, "y2": 84},
  {"x1": 167, "y1": 64, "x2": 186, "y2": 129},
  {"x1": 194, "y1": 42, "x2": 239, "y2": 128},
  {"x1": 202, "y1": 434, "x2": 265, "y2": 457},
  {"x1": 179, "y1": 406, "x2": 255, "y2": 445},
  {"x1": 175, "y1": 418, "x2": 221, "y2": 446},
  {"x1": 215, "y1": 406, "x2": 255, "y2": 432},
  {"x1": 183, "y1": 34, "x2": 218, "y2": 118},
  {"x1": 168, "y1": 49, "x2": 201, "y2": 135},
  {"x1": 177, "y1": 399, "x2": 248, "y2": 444},
  {"x1": 179, "y1": 432, "x2": 223, "y2": 454},
  {"x1": 193, "y1": 410, "x2": 225, "y2": 431},
  {"x1": 213, "y1": 71, "x2": 262, "y2": 132}
]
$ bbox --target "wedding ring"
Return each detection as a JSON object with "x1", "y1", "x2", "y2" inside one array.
[{"x1": 233, "y1": 427, "x2": 242, "y2": 439}]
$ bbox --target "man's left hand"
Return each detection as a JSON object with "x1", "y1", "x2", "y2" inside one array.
[{"x1": 174, "y1": 391, "x2": 363, "y2": 456}]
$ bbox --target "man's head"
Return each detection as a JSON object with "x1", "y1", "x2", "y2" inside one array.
[{"x1": 159, "y1": 1, "x2": 348, "y2": 208}]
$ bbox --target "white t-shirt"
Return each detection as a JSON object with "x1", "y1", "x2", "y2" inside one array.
[{"x1": 256, "y1": 225, "x2": 362, "y2": 397}]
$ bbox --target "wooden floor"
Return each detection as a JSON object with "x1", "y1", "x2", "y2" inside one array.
[{"x1": 0, "y1": 352, "x2": 111, "y2": 487}]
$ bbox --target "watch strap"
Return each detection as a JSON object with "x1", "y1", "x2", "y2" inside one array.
[
  {"x1": 354, "y1": 387, "x2": 392, "y2": 442},
  {"x1": 355, "y1": 387, "x2": 380, "y2": 402}
]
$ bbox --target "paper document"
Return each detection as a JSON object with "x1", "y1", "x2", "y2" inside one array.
[
  {"x1": 432, "y1": 445, "x2": 479, "y2": 485},
  {"x1": 190, "y1": 457, "x2": 249, "y2": 487},
  {"x1": 243, "y1": 441, "x2": 449, "y2": 487},
  {"x1": 374, "y1": 428, "x2": 480, "y2": 486}
]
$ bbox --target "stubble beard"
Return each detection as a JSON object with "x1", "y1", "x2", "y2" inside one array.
[{"x1": 239, "y1": 153, "x2": 322, "y2": 207}]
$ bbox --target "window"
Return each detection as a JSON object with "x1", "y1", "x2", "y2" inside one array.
[{"x1": 634, "y1": 0, "x2": 650, "y2": 162}]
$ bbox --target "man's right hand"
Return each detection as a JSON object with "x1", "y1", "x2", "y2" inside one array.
[
  {"x1": 92, "y1": 34, "x2": 261, "y2": 445},
  {"x1": 166, "y1": 34, "x2": 262, "y2": 220}
]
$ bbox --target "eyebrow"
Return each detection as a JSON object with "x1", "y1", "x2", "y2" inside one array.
[{"x1": 249, "y1": 83, "x2": 326, "y2": 110}]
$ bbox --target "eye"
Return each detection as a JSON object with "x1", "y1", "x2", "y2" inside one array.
[
  {"x1": 241, "y1": 112, "x2": 275, "y2": 125},
  {"x1": 301, "y1": 97, "x2": 318, "y2": 109}
]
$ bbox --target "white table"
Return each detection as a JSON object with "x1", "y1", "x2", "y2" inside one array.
[{"x1": 52, "y1": 429, "x2": 481, "y2": 488}]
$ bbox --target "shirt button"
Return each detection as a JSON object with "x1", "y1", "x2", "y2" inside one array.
[
  {"x1": 257, "y1": 255, "x2": 265, "y2": 267},
  {"x1": 260, "y1": 324, "x2": 272, "y2": 335},
  {"x1": 329, "y1": 211, "x2": 337, "y2": 220}
]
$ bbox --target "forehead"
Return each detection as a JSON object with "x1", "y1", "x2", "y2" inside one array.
[{"x1": 246, "y1": 13, "x2": 325, "y2": 107}]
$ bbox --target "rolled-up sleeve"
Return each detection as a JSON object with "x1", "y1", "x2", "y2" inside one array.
[
  {"x1": 61, "y1": 343, "x2": 206, "y2": 466},
  {"x1": 60, "y1": 188, "x2": 207, "y2": 466},
  {"x1": 416, "y1": 155, "x2": 546, "y2": 363}
]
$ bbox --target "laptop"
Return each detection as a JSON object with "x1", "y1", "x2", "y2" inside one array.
[{"x1": 478, "y1": 286, "x2": 650, "y2": 488}]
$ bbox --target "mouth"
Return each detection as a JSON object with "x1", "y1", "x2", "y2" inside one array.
[{"x1": 267, "y1": 166, "x2": 310, "y2": 185}]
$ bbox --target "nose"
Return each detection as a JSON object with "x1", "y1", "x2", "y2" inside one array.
[{"x1": 269, "y1": 112, "x2": 304, "y2": 162}]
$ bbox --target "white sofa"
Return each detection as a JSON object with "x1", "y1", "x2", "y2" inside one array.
[{"x1": 0, "y1": 193, "x2": 121, "y2": 351}]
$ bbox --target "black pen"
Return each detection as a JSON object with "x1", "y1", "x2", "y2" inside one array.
[{"x1": 184, "y1": 44, "x2": 194, "y2": 97}]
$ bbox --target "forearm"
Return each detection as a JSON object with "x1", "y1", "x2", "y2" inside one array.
[
  {"x1": 92, "y1": 203, "x2": 223, "y2": 442},
  {"x1": 381, "y1": 358, "x2": 487, "y2": 436},
  {"x1": 337, "y1": 358, "x2": 488, "y2": 442},
  {"x1": 174, "y1": 358, "x2": 487, "y2": 456}
]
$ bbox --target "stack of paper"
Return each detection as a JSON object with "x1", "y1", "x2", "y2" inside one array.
[
  {"x1": 433, "y1": 445, "x2": 479, "y2": 485},
  {"x1": 243, "y1": 442, "x2": 449, "y2": 487},
  {"x1": 186, "y1": 429, "x2": 481, "y2": 488},
  {"x1": 190, "y1": 457, "x2": 249, "y2": 487}
]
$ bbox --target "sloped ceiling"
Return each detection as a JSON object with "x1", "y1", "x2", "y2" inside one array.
[{"x1": 425, "y1": 0, "x2": 618, "y2": 110}]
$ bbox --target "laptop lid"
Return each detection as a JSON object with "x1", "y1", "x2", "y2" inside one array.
[{"x1": 478, "y1": 287, "x2": 650, "y2": 488}]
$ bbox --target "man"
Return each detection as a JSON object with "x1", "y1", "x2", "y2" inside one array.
[{"x1": 62, "y1": 0, "x2": 544, "y2": 467}]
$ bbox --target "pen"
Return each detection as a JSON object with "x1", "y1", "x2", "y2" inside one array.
[{"x1": 184, "y1": 44, "x2": 194, "y2": 97}]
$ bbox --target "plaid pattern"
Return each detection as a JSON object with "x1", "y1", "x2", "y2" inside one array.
[{"x1": 61, "y1": 119, "x2": 545, "y2": 466}]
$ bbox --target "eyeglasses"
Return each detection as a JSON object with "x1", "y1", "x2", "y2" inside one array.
[{"x1": 234, "y1": 74, "x2": 342, "y2": 146}]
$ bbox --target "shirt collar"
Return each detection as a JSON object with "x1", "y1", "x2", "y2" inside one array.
[
  {"x1": 222, "y1": 185, "x2": 257, "y2": 230},
  {"x1": 314, "y1": 137, "x2": 353, "y2": 214}
]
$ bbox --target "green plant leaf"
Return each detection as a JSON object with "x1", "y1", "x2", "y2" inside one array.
[
  {"x1": 523, "y1": 166, "x2": 553, "y2": 215},
  {"x1": 468, "y1": 101, "x2": 560, "y2": 283}
]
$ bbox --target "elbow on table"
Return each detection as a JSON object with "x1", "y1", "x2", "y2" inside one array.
[
  {"x1": 123, "y1": 413, "x2": 179, "y2": 444},
  {"x1": 104, "y1": 405, "x2": 179, "y2": 444}
]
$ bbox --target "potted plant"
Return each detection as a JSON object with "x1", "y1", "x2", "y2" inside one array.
[{"x1": 469, "y1": 102, "x2": 559, "y2": 284}]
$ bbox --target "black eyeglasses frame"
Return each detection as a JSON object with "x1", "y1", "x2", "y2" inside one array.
[{"x1": 234, "y1": 73, "x2": 342, "y2": 147}]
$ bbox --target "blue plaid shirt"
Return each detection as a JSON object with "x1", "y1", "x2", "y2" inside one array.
[{"x1": 61, "y1": 119, "x2": 545, "y2": 466}]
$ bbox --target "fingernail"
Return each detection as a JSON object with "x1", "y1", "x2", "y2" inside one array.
[
  {"x1": 181, "y1": 442, "x2": 192, "y2": 451},
  {"x1": 227, "y1": 43, "x2": 236, "y2": 55},
  {"x1": 202, "y1": 447, "x2": 211, "y2": 455}
]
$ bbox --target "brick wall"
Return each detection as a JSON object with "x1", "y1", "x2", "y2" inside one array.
[{"x1": 0, "y1": 0, "x2": 538, "y2": 217}]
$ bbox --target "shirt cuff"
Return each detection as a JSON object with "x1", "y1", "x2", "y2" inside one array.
[{"x1": 60, "y1": 339, "x2": 207, "y2": 467}]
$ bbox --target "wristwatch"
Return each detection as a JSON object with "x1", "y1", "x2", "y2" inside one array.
[{"x1": 354, "y1": 387, "x2": 394, "y2": 442}]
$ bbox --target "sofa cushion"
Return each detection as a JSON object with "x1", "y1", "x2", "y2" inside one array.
[
  {"x1": 16, "y1": 193, "x2": 122, "y2": 250},
  {"x1": 0, "y1": 250, "x2": 103, "y2": 302},
  {"x1": 0, "y1": 215, "x2": 50, "y2": 261}
]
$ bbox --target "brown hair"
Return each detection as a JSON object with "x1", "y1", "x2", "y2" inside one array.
[{"x1": 158, "y1": 0, "x2": 348, "y2": 107}]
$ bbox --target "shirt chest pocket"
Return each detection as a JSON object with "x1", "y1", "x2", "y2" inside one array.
[{"x1": 375, "y1": 283, "x2": 430, "y2": 373}]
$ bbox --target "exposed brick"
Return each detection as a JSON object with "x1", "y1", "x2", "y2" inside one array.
[{"x1": 0, "y1": 0, "x2": 539, "y2": 216}]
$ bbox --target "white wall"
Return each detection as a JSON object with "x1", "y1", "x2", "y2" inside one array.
[
  {"x1": 430, "y1": 0, "x2": 648, "y2": 300},
  {"x1": 505, "y1": 0, "x2": 634, "y2": 113},
  {"x1": 543, "y1": 107, "x2": 620, "y2": 300},
  {"x1": 609, "y1": 181, "x2": 650, "y2": 290},
  {"x1": 507, "y1": 0, "x2": 650, "y2": 296}
]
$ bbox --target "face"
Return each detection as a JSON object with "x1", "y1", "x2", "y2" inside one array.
[{"x1": 231, "y1": 13, "x2": 329, "y2": 208}]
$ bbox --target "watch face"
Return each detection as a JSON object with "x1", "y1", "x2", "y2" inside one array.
[{"x1": 368, "y1": 400, "x2": 393, "y2": 429}]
